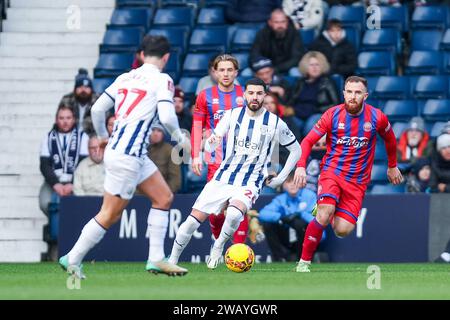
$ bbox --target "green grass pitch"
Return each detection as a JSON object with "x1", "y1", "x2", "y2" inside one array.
[{"x1": 0, "y1": 262, "x2": 449, "y2": 300}]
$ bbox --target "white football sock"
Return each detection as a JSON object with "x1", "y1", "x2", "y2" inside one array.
[
  {"x1": 168, "y1": 215, "x2": 201, "y2": 264},
  {"x1": 214, "y1": 206, "x2": 244, "y2": 249},
  {"x1": 67, "y1": 218, "x2": 106, "y2": 265},
  {"x1": 147, "y1": 208, "x2": 169, "y2": 262},
  {"x1": 441, "y1": 252, "x2": 450, "y2": 262}
]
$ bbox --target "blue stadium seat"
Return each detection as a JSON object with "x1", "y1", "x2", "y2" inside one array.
[
  {"x1": 392, "y1": 122, "x2": 408, "y2": 138},
  {"x1": 374, "y1": 141, "x2": 387, "y2": 163},
  {"x1": 366, "y1": 99, "x2": 380, "y2": 109},
  {"x1": 183, "y1": 52, "x2": 216, "y2": 77},
  {"x1": 153, "y1": 7, "x2": 195, "y2": 29},
  {"x1": 202, "y1": 0, "x2": 228, "y2": 7},
  {"x1": 343, "y1": 27, "x2": 360, "y2": 52},
  {"x1": 361, "y1": 28, "x2": 401, "y2": 54},
  {"x1": 328, "y1": 5, "x2": 365, "y2": 30},
  {"x1": 379, "y1": 5, "x2": 409, "y2": 32},
  {"x1": 197, "y1": 7, "x2": 225, "y2": 25},
  {"x1": 441, "y1": 29, "x2": 450, "y2": 50},
  {"x1": 93, "y1": 77, "x2": 115, "y2": 94},
  {"x1": 188, "y1": 26, "x2": 228, "y2": 52},
  {"x1": 232, "y1": 52, "x2": 250, "y2": 71},
  {"x1": 303, "y1": 113, "x2": 322, "y2": 136},
  {"x1": 411, "y1": 30, "x2": 443, "y2": 51},
  {"x1": 357, "y1": 51, "x2": 395, "y2": 76},
  {"x1": 411, "y1": 5, "x2": 449, "y2": 30},
  {"x1": 100, "y1": 28, "x2": 143, "y2": 53},
  {"x1": 430, "y1": 121, "x2": 447, "y2": 138},
  {"x1": 109, "y1": 8, "x2": 153, "y2": 31},
  {"x1": 422, "y1": 99, "x2": 450, "y2": 121},
  {"x1": 331, "y1": 74, "x2": 344, "y2": 97},
  {"x1": 445, "y1": 52, "x2": 450, "y2": 74},
  {"x1": 299, "y1": 28, "x2": 316, "y2": 49},
  {"x1": 371, "y1": 164, "x2": 388, "y2": 184},
  {"x1": 284, "y1": 76, "x2": 299, "y2": 86},
  {"x1": 148, "y1": 27, "x2": 189, "y2": 54},
  {"x1": 116, "y1": 0, "x2": 157, "y2": 8},
  {"x1": 161, "y1": 0, "x2": 199, "y2": 7},
  {"x1": 165, "y1": 49, "x2": 182, "y2": 83},
  {"x1": 383, "y1": 100, "x2": 418, "y2": 122},
  {"x1": 370, "y1": 184, "x2": 405, "y2": 194},
  {"x1": 413, "y1": 75, "x2": 448, "y2": 99},
  {"x1": 178, "y1": 76, "x2": 200, "y2": 100},
  {"x1": 230, "y1": 27, "x2": 259, "y2": 52},
  {"x1": 365, "y1": 76, "x2": 378, "y2": 97},
  {"x1": 405, "y1": 51, "x2": 443, "y2": 75},
  {"x1": 94, "y1": 53, "x2": 134, "y2": 78},
  {"x1": 372, "y1": 76, "x2": 410, "y2": 100}
]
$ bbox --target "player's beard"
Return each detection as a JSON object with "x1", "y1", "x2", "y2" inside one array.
[
  {"x1": 344, "y1": 99, "x2": 364, "y2": 115},
  {"x1": 247, "y1": 100, "x2": 263, "y2": 112}
]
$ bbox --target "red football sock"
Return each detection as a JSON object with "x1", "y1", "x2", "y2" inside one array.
[
  {"x1": 209, "y1": 213, "x2": 225, "y2": 239},
  {"x1": 232, "y1": 216, "x2": 248, "y2": 244},
  {"x1": 301, "y1": 218, "x2": 325, "y2": 262}
]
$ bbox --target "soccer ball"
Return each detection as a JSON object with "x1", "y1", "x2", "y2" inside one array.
[{"x1": 224, "y1": 243, "x2": 255, "y2": 273}]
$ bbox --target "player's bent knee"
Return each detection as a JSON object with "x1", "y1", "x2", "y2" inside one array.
[{"x1": 153, "y1": 191, "x2": 174, "y2": 210}]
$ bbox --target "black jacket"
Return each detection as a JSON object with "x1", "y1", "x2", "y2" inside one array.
[
  {"x1": 309, "y1": 33, "x2": 357, "y2": 79},
  {"x1": 287, "y1": 76, "x2": 339, "y2": 120},
  {"x1": 250, "y1": 21, "x2": 305, "y2": 74},
  {"x1": 430, "y1": 149, "x2": 450, "y2": 193}
]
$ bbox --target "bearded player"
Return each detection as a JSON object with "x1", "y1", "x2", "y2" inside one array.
[
  {"x1": 293, "y1": 76, "x2": 403, "y2": 272},
  {"x1": 191, "y1": 54, "x2": 249, "y2": 244}
]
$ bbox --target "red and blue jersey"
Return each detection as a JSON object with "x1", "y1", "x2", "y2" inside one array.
[
  {"x1": 297, "y1": 103, "x2": 397, "y2": 185},
  {"x1": 191, "y1": 85, "x2": 244, "y2": 164}
]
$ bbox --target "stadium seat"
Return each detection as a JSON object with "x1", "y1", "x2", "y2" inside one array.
[
  {"x1": 93, "y1": 77, "x2": 115, "y2": 94},
  {"x1": 299, "y1": 28, "x2": 316, "y2": 49},
  {"x1": 148, "y1": 27, "x2": 189, "y2": 54},
  {"x1": 430, "y1": 121, "x2": 447, "y2": 138},
  {"x1": 392, "y1": 122, "x2": 408, "y2": 138},
  {"x1": 372, "y1": 76, "x2": 410, "y2": 100},
  {"x1": 230, "y1": 27, "x2": 259, "y2": 52},
  {"x1": 374, "y1": 141, "x2": 387, "y2": 163},
  {"x1": 303, "y1": 113, "x2": 322, "y2": 136},
  {"x1": 327, "y1": 5, "x2": 365, "y2": 30},
  {"x1": 284, "y1": 76, "x2": 299, "y2": 86},
  {"x1": 371, "y1": 164, "x2": 388, "y2": 184},
  {"x1": 365, "y1": 76, "x2": 378, "y2": 97},
  {"x1": 370, "y1": 184, "x2": 405, "y2": 194},
  {"x1": 165, "y1": 49, "x2": 182, "y2": 83},
  {"x1": 382, "y1": 100, "x2": 418, "y2": 122},
  {"x1": 116, "y1": 0, "x2": 157, "y2": 8},
  {"x1": 356, "y1": 51, "x2": 395, "y2": 76},
  {"x1": 378, "y1": 5, "x2": 409, "y2": 32},
  {"x1": 153, "y1": 7, "x2": 195, "y2": 29},
  {"x1": 202, "y1": 0, "x2": 228, "y2": 7},
  {"x1": 441, "y1": 29, "x2": 450, "y2": 50},
  {"x1": 405, "y1": 51, "x2": 443, "y2": 75},
  {"x1": 161, "y1": 0, "x2": 199, "y2": 7},
  {"x1": 108, "y1": 8, "x2": 153, "y2": 31},
  {"x1": 413, "y1": 75, "x2": 448, "y2": 99},
  {"x1": 188, "y1": 26, "x2": 228, "y2": 52},
  {"x1": 331, "y1": 74, "x2": 344, "y2": 97},
  {"x1": 178, "y1": 76, "x2": 200, "y2": 101},
  {"x1": 197, "y1": 7, "x2": 225, "y2": 25},
  {"x1": 100, "y1": 28, "x2": 143, "y2": 53},
  {"x1": 421, "y1": 99, "x2": 450, "y2": 121},
  {"x1": 232, "y1": 52, "x2": 250, "y2": 71},
  {"x1": 361, "y1": 28, "x2": 401, "y2": 54},
  {"x1": 183, "y1": 52, "x2": 216, "y2": 77},
  {"x1": 343, "y1": 27, "x2": 360, "y2": 52},
  {"x1": 411, "y1": 5, "x2": 449, "y2": 30},
  {"x1": 411, "y1": 30, "x2": 443, "y2": 51},
  {"x1": 444, "y1": 52, "x2": 450, "y2": 74},
  {"x1": 94, "y1": 53, "x2": 134, "y2": 78}
]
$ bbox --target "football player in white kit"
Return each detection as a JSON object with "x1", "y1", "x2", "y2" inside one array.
[
  {"x1": 59, "y1": 35, "x2": 188, "y2": 278},
  {"x1": 167, "y1": 78, "x2": 302, "y2": 269}
]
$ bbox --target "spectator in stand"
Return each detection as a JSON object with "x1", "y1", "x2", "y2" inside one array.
[
  {"x1": 309, "y1": 19, "x2": 357, "y2": 79},
  {"x1": 250, "y1": 9, "x2": 305, "y2": 74},
  {"x1": 252, "y1": 57, "x2": 292, "y2": 104},
  {"x1": 73, "y1": 136, "x2": 106, "y2": 196},
  {"x1": 397, "y1": 117, "x2": 433, "y2": 167},
  {"x1": 282, "y1": 0, "x2": 325, "y2": 35},
  {"x1": 106, "y1": 112, "x2": 116, "y2": 137},
  {"x1": 286, "y1": 51, "x2": 339, "y2": 130},
  {"x1": 195, "y1": 54, "x2": 240, "y2": 96},
  {"x1": 263, "y1": 92, "x2": 301, "y2": 140},
  {"x1": 132, "y1": 44, "x2": 144, "y2": 69},
  {"x1": 60, "y1": 69, "x2": 99, "y2": 135},
  {"x1": 225, "y1": 0, "x2": 282, "y2": 24},
  {"x1": 429, "y1": 133, "x2": 450, "y2": 193},
  {"x1": 258, "y1": 172, "x2": 319, "y2": 262},
  {"x1": 406, "y1": 157, "x2": 431, "y2": 193},
  {"x1": 147, "y1": 123, "x2": 181, "y2": 193},
  {"x1": 174, "y1": 87, "x2": 192, "y2": 134}
]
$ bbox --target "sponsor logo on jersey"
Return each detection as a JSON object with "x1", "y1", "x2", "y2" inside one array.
[
  {"x1": 364, "y1": 122, "x2": 372, "y2": 132},
  {"x1": 336, "y1": 136, "x2": 369, "y2": 148},
  {"x1": 213, "y1": 109, "x2": 226, "y2": 120},
  {"x1": 234, "y1": 138, "x2": 262, "y2": 155},
  {"x1": 338, "y1": 122, "x2": 345, "y2": 130},
  {"x1": 212, "y1": 98, "x2": 219, "y2": 105}
]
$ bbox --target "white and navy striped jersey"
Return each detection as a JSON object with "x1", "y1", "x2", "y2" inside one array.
[
  {"x1": 103, "y1": 63, "x2": 174, "y2": 157},
  {"x1": 212, "y1": 107, "x2": 297, "y2": 190}
]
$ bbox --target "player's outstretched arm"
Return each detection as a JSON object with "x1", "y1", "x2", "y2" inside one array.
[
  {"x1": 266, "y1": 141, "x2": 301, "y2": 189},
  {"x1": 91, "y1": 93, "x2": 115, "y2": 139},
  {"x1": 378, "y1": 112, "x2": 403, "y2": 185}
]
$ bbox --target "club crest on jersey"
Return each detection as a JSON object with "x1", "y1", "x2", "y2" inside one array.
[
  {"x1": 213, "y1": 109, "x2": 226, "y2": 120},
  {"x1": 338, "y1": 122, "x2": 345, "y2": 130},
  {"x1": 260, "y1": 125, "x2": 273, "y2": 135},
  {"x1": 363, "y1": 122, "x2": 372, "y2": 132},
  {"x1": 336, "y1": 136, "x2": 369, "y2": 148},
  {"x1": 236, "y1": 96, "x2": 244, "y2": 106}
]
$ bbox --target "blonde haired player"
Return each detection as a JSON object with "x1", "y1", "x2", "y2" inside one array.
[
  {"x1": 168, "y1": 78, "x2": 302, "y2": 269},
  {"x1": 59, "y1": 35, "x2": 188, "y2": 278}
]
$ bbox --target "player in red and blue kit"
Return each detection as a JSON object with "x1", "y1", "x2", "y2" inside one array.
[
  {"x1": 191, "y1": 54, "x2": 248, "y2": 243},
  {"x1": 293, "y1": 76, "x2": 404, "y2": 272}
]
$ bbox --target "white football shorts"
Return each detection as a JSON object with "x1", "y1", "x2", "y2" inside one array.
[
  {"x1": 192, "y1": 179, "x2": 260, "y2": 215},
  {"x1": 103, "y1": 149, "x2": 158, "y2": 199}
]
